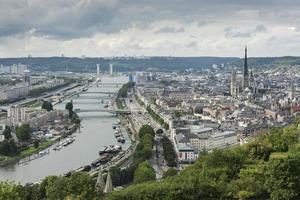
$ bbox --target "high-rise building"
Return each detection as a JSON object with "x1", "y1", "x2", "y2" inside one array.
[
  {"x1": 243, "y1": 46, "x2": 250, "y2": 89},
  {"x1": 288, "y1": 78, "x2": 295, "y2": 100},
  {"x1": 24, "y1": 69, "x2": 31, "y2": 85},
  {"x1": 96, "y1": 64, "x2": 100, "y2": 77},
  {"x1": 109, "y1": 64, "x2": 113, "y2": 75},
  {"x1": 230, "y1": 70, "x2": 238, "y2": 97}
]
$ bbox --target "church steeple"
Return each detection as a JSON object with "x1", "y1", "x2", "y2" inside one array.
[
  {"x1": 244, "y1": 46, "x2": 248, "y2": 75},
  {"x1": 243, "y1": 46, "x2": 250, "y2": 89}
]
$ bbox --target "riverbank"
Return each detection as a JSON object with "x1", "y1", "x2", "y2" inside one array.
[{"x1": 0, "y1": 120, "x2": 80, "y2": 167}]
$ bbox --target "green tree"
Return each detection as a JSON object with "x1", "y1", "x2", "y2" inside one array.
[
  {"x1": 65, "y1": 102, "x2": 73, "y2": 117},
  {"x1": 41, "y1": 101, "x2": 53, "y2": 111},
  {"x1": 0, "y1": 139, "x2": 17, "y2": 156},
  {"x1": 16, "y1": 124, "x2": 31, "y2": 142},
  {"x1": 174, "y1": 110, "x2": 181, "y2": 118},
  {"x1": 264, "y1": 154, "x2": 300, "y2": 200},
  {"x1": 134, "y1": 161, "x2": 155, "y2": 184},
  {"x1": 0, "y1": 181, "x2": 26, "y2": 200},
  {"x1": 156, "y1": 128, "x2": 163, "y2": 135},
  {"x1": 163, "y1": 168, "x2": 177, "y2": 178},
  {"x1": 3, "y1": 126, "x2": 12, "y2": 139}
]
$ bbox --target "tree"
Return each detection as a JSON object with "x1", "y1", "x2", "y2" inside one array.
[
  {"x1": 163, "y1": 168, "x2": 177, "y2": 178},
  {"x1": 0, "y1": 139, "x2": 17, "y2": 156},
  {"x1": 16, "y1": 124, "x2": 31, "y2": 142},
  {"x1": 42, "y1": 101, "x2": 53, "y2": 111},
  {"x1": 174, "y1": 111, "x2": 181, "y2": 118},
  {"x1": 34, "y1": 140, "x2": 39, "y2": 148},
  {"x1": 43, "y1": 173, "x2": 97, "y2": 200},
  {"x1": 65, "y1": 102, "x2": 73, "y2": 117},
  {"x1": 264, "y1": 154, "x2": 300, "y2": 200},
  {"x1": 0, "y1": 181, "x2": 26, "y2": 200},
  {"x1": 156, "y1": 129, "x2": 163, "y2": 135},
  {"x1": 3, "y1": 126, "x2": 12, "y2": 139},
  {"x1": 133, "y1": 161, "x2": 155, "y2": 184}
]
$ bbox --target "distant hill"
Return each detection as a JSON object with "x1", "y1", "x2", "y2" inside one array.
[{"x1": 0, "y1": 56, "x2": 299, "y2": 72}]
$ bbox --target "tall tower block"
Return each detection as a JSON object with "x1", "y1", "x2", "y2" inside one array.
[
  {"x1": 96, "y1": 64, "x2": 100, "y2": 77},
  {"x1": 109, "y1": 64, "x2": 113, "y2": 75},
  {"x1": 243, "y1": 46, "x2": 250, "y2": 89}
]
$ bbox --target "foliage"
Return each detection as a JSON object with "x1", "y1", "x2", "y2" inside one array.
[
  {"x1": 111, "y1": 125, "x2": 155, "y2": 186},
  {"x1": 116, "y1": 98, "x2": 124, "y2": 109},
  {"x1": 104, "y1": 120, "x2": 300, "y2": 200},
  {"x1": 3, "y1": 126, "x2": 12, "y2": 139},
  {"x1": 0, "y1": 181, "x2": 26, "y2": 200},
  {"x1": 161, "y1": 136, "x2": 177, "y2": 167},
  {"x1": 133, "y1": 161, "x2": 156, "y2": 184},
  {"x1": 21, "y1": 172, "x2": 97, "y2": 200},
  {"x1": 163, "y1": 168, "x2": 178, "y2": 178},
  {"x1": 65, "y1": 101, "x2": 73, "y2": 117},
  {"x1": 16, "y1": 124, "x2": 31, "y2": 142},
  {"x1": 173, "y1": 110, "x2": 181, "y2": 118},
  {"x1": 146, "y1": 106, "x2": 164, "y2": 125},
  {"x1": 134, "y1": 94, "x2": 144, "y2": 106},
  {"x1": 0, "y1": 139, "x2": 17, "y2": 156},
  {"x1": 264, "y1": 154, "x2": 300, "y2": 200},
  {"x1": 3, "y1": 119, "x2": 300, "y2": 200},
  {"x1": 156, "y1": 128, "x2": 163, "y2": 135},
  {"x1": 41, "y1": 101, "x2": 53, "y2": 111},
  {"x1": 117, "y1": 81, "x2": 135, "y2": 98},
  {"x1": 28, "y1": 82, "x2": 71, "y2": 97}
]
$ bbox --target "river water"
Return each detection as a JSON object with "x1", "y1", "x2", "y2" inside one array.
[{"x1": 0, "y1": 76, "x2": 129, "y2": 184}]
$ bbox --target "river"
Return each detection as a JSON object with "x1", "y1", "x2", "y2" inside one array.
[{"x1": 0, "y1": 76, "x2": 129, "y2": 184}]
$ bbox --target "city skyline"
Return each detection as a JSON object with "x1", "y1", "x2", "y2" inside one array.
[{"x1": 1, "y1": 0, "x2": 300, "y2": 57}]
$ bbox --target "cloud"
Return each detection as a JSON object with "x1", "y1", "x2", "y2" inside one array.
[
  {"x1": 155, "y1": 27, "x2": 185, "y2": 34},
  {"x1": 1, "y1": 0, "x2": 300, "y2": 56},
  {"x1": 224, "y1": 24, "x2": 267, "y2": 38},
  {"x1": 186, "y1": 41, "x2": 198, "y2": 48}
]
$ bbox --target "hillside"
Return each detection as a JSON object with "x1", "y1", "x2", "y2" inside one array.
[
  {"x1": 103, "y1": 118, "x2": 300, "y2": 200},
  {"x1": 1, "y1": 56, "x2": 300, "y2": 72}
]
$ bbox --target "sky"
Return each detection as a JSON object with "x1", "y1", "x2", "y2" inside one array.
[{"x1": 1, "y1": 0, "x2": 300, "y2": 57}]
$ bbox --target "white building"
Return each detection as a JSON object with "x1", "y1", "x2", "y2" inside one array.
[
  {"x1": 0, "y1": 124, "x2": 6, "y2": 142},
  {"x1": 0, "y1": 83, "x2": 30, "y2": 101},
  {"x1": 177, "y1": 143, "x2": 198, "y2": 163}
]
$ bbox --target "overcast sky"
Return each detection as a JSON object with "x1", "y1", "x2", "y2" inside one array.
[{"x1": 1, "y1": 0, "x2": 300, "y2": 57}]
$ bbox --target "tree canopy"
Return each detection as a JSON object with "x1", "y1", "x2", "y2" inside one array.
[
  {"x1": 41, "y1": 101, "x2": 53, "y2": 111},
  {"x1": 16, "y1": 124, "x2": 31, "y2": 142}
]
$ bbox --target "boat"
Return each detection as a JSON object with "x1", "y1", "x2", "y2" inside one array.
[
  {"x1": 76, "y1": 165, "x2": 91, "y2": 172},
  {"x1": 99, "y1": 146, "x2": 108, "y2": 154},
  {"x1": 104, "y1": 105, "x2": 109, "y2": 108},
  {"x1": 39, "y1": 151, "x2": 47, "y2": 156},
  {"x1": 62, "y1": 138, "x2": 75, "y2": 146},
  {"x1": 91, "y1": 154, "x2": 112, "y2": 167},
  {"x1": 99, "y1": 145, "x2": 122, "y2": 155},
  {"x1": 117, "y1": 137, "x2": 125, "y2": 143},
  {"x1": 53, "y1": 145, "x2": 62, "y2": 151},
  {"x1": 112, "y1": 124, "x2": 117, "y2": 129}
]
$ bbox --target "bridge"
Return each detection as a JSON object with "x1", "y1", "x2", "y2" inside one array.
[
  {"x1": 81, "y1": 91, "x2": 115, "y2": 95},
  {"x1": 75, "y1": 95, "x2": 113, "y2": 100},
  {"x1": 74, "y1": 108, "x2": 131, "y2": 114}
]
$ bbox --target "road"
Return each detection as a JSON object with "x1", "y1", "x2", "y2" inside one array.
[{"x1": 126, "y1": 93, "x2": 169, "y2": 178}]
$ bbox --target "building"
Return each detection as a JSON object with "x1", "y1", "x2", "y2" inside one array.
[
  {"x1": 177, "y1": 143, "x2": 198, "y2": 163},
  {"x1": 109, "y1": 64, "x2": 114, "y2": 75},
  {"x1": 0, "y1": 83, "x2": 30, "y2": 101},
  {"x1": 288, "y1": 78, "x2": 295, "y2": 100},
  {"x1": 24, "y1": 69, "x2": 31, "y2": 85},
  {"x1": 243, "y1": 46, "x2": 250, "y2": 89},
  {"x1": 230, "y1": 69, "x2": 238, "y2": 97},
  {"x1": 0, "y1": 124, "x2": 6, "y2": 142}
]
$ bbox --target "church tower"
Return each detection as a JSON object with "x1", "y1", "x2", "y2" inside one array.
[{"x1": 243, "y1": 46, "x2": 250, "y2": 89}]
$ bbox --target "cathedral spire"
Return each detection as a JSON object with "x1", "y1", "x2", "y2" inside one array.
[
  {"x1": 243, "y1": 46, "x2": 250, "y2": 89},
  {"x1": 244, "y1": 46, "x2": 248, "y2": 75}
]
